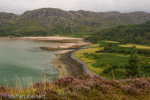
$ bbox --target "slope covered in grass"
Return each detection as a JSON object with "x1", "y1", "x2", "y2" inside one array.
[
  {"x1": 75, "y1": 41, "x2": 150, "y2": 79},
  {"x1": 75, "y1": 44, "x2": 104, "y2": 75},
  {"x1": 1, "y1": 75, "x2": 150, "y2": 100},
  {"x1": 1, "y1": 9, "x2": 150, "y2": 37}
]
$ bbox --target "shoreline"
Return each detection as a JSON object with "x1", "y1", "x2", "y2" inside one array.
[
  {"x1": 71, "y1": 49, "x2": 96, "y2": 76},
  {"x1": 0, "y1": 36, "x2": 93, "y2": 78},
  {"x1": 51, "y1": 49, "x2": 95, "y2": 78},
  {"x1": 51, "y1": 50, "x2": 83, "y2": 78}
]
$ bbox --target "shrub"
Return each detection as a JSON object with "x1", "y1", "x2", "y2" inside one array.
[
  {"x1": 33, "y1": 81, "x2": 44, "y2": 88},
  {"x1": 54, "y1": 76, "x2": 74, "y2": 87},
  {"x1": 121, "y1": 84, "x2": 138, "y2": 95}
]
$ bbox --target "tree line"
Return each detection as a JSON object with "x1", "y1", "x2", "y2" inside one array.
[{"x1": 86, "y1": 21, "x2": 150, "y2": 45}]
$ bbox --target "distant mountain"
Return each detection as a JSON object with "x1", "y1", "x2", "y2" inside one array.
[{"x1": 0, "y1": 8, "x2": 150, "y2": 36}]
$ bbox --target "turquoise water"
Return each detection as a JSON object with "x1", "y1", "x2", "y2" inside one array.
[{"x1": 0, "y1": 39, "x2": 59, "y2": 86}]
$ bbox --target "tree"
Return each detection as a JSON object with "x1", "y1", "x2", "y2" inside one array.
[{"x1": 125, "y1": 46, "x2": 141, "y2": 78}]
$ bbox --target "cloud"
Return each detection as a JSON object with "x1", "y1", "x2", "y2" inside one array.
[{"x1": 0, "y1": 0, "x2": 150, "y2": 14}]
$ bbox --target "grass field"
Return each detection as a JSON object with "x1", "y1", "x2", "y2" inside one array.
[
  {"x1": 89, "y1": 44, "x2": 100, "y2": 48},
  {"x1": 119, "y1": 44, "x2": 150, "y2": 50},
  {"x1": 105, "y1": 41, "x2": 119, "y2": 43},
  {"x1": 75, "y1": 41, "x2": 150, "y2": 79},
  {"x1": 75, "y1": 44, "x2": 104, "y2": 74}
]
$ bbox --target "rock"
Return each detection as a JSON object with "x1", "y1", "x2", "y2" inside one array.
[{"x1": 1, "y1": 8, "x2": 150, "y2": 36}]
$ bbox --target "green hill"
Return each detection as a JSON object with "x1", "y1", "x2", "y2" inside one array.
[
  {"x1": 87, "y1": 21, "x2": 150, "y2": 45},
  {"x1": 1, "y1": 8, "x2": 150, "y2": 36}
]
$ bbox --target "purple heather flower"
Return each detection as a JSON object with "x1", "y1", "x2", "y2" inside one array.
[
  {"x1": 134, "y1": 79, "x2": 150, "y2": 89},
  {"x1": 1, "y1": 92, "x2": 10, "y2": 99},
  {"x1": 121, "y1": 84, "x2": 138, "y2": 95},
  {"x1": 33, "y1": 81, "x2": 44, "y2": 88},
  {"x1": 44, "y1": 89, "x2": 58, "y2": 95}
]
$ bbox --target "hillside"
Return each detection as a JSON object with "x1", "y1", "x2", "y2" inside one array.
[
  {"x1": 0, "y1": 8, "x2": 150, "y2": 36},
  {"x1": 87, "y1": 21, "x2": 150, "y2": 45},
  {"x1": 1, "y1": 75, "x2": 150, "y2": 100}
]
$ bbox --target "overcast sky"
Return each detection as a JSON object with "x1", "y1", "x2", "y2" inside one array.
[{"x1": 0, "y1": 0, "x2": 150, "y2": 14}]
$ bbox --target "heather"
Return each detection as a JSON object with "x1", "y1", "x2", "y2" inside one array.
[{"x1": 1, "y1": 75, "x2": 150, "y2": 100}]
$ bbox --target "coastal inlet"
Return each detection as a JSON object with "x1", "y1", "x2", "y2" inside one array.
[
  {"x1": 0, "y1": 37, "x2": 91, "y2": 86},
  {"x1": 0, "y1": 39, "x2": 60, "y2": 86}
]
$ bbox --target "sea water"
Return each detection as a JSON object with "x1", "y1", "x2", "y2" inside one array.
[{"x1": 0, "y1": 39, "x2": 59, "y2": 86}]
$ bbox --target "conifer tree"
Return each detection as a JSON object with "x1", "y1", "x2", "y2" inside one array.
[{"x1": 126, "y1": 46, "x2": 141, "y2": 78}]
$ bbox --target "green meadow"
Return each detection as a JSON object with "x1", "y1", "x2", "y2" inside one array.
[{"x1": 75, "y1": 41, "x2": 150, "y2": 79}]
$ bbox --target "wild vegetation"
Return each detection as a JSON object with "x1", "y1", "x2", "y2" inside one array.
[
  {"x1": 125, "y1": 46, "x2": 141, "y2": 78},
  {"x1": 1, "y1": 9, "x2": 150, "y2": 37},
  {"x1": 1, "y1": 8, "x2": 150, "y2": 99},
  {"x1": 1, "y1": 75, "x2": 150, "y2": 100},
  {"x1": 100, "y1": 41, "x2": 150, "y2": 57},
  {"x1": 75, "y1": 41, "x2": 150, "y2": 79},
  {"x1": 87, "y1": 21, "x2": 150, "y2": 45}
]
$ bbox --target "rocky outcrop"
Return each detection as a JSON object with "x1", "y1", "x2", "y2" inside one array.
[
  {"x1": 0, "y1": 12, "x2": 17, "y2": 20},
  {"x1": 22, "y1": 8, "x2": 74, "y2": 19},
  {"x1": 0, "y1": 8, "x2": 150, "y2": 36}
]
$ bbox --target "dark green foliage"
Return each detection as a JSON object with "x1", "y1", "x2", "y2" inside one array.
[
  {"x1": 89, "y1": 42, "x2": 150, "y2": 79},
  {"x1": 87, "y1": 21, "x2": 150, "y2": 45},
  {"x1": 100, "y1": 41, "x2": 150, "y2": 56},
  {"x1": 125, "y1": 46, "x2": 141, "y2": 78},
  {"x1": 0, "y1": 19, "x2": 50, "y2": 36}
]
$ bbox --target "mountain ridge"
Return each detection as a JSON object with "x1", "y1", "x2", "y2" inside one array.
[{"x1": 0, "y1": 8, "x2": 150, "y2": 36}]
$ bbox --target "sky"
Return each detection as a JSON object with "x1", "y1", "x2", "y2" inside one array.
[{"x1": 0, "y1": 0, "x2": 150, "y2": 14}]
